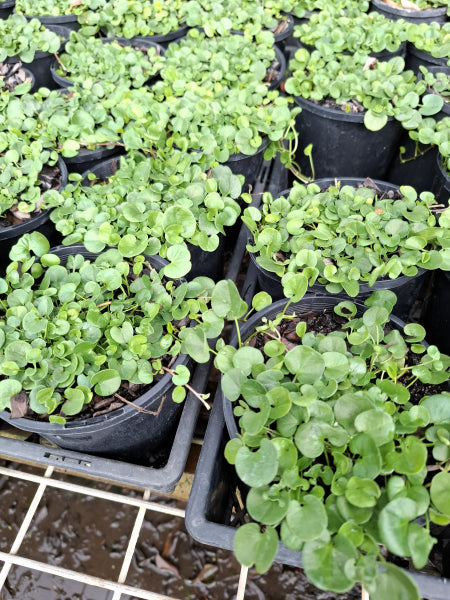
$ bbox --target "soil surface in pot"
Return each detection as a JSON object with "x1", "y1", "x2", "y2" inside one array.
[{"x1": 0, "y1": 163, "x2": 62, "y2": 229}]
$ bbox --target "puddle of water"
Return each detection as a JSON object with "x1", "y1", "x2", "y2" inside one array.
[{"x1": 1, "y1": 566, "x2": 112, "y2": 600}]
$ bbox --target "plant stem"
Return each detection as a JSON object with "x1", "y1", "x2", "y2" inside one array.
[{"x1": 161, "y1": 366, "x2": 211, "y2": 410}]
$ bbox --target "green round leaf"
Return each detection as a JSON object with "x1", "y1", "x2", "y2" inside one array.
[
  {"x1": 285, "y1": 495, "x2": 328, "y2": 541},
  {"x1": 430, "y1": 471, "x2": 450, "y2": 516},
  {"x1": 90, "y1": 369, "x2": 121, "y2": 396},
  {"x1": 234, "y1": 523, "x2": 278, "y2": 574},
  {"x1": 303, "y1": 535, "x2": 358, "y2": 593},
  {"x1": 235, "y1": 438, "x2": 278, "y2": 487}
]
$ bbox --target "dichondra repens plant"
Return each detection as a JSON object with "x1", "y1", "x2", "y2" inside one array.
[
  {"x1": 215, "y1": 288, "x2": 450, "y2": 600},
  {"x1": 0, "y1": 235, "x2": 237, "y2": 423},
  {"x1": 244, "y1": 182, "x2": 450, "y2": 299}
]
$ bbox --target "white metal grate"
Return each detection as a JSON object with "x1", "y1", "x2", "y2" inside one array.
[{"x1": 0, "y1": 460, "x2": 248, "y2": 600}]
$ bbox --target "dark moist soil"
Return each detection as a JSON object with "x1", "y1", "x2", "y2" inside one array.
[
  {"x1": 0, "y1": 163, "x2": 61, "y2": 229},
  {"x1": 0, "y1": 62, "x2": 32, "y2": 91}
]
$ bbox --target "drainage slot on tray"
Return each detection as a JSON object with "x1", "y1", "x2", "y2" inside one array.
[{"x1": 44, "y1": 453, "x2": 92, "y2": 467}]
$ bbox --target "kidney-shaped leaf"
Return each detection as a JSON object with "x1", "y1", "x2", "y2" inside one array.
[
  {"x1": 90, "y1": 369, "x2": 121, "y2": 396},
  {"x1": 235, "y1": 438, "x2": 278, "y2": 487},
  {"x1": 302, "y1": 534, "x2": 358, "y2": 593},
  {"x1": 234, "y1": 523, "x2": 278, "y2": 574},
  {"x1": 285, "y1": 345, "x2": 325, "y2": 385}
]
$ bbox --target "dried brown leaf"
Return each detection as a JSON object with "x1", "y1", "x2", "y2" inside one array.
[
  {"x1": 193, "y1": 563, "x2": 219, "y2": 583},
  {"x1": 155, "y1": 553, "x2": 180, "y2": 577},
  {"x1": 10, "y1": 391, "x2": 29, "y2": 419},
  {"x1": 10, "y1": 206, "x2": 31, "y2": 220}
]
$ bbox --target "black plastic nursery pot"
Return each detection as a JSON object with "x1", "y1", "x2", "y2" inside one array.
[
  {"x1": 0, "y1": 155, "x2": 67, "y2": 275},
  {"x1": 21, "y1": 11, "x2": 81, "y2": 31},
  {"x1": 284, "y1": 12, "x2": 315, "y2": 49},
  {"x1": 295, "y1": 37, "x2": 407, "y2": 62},
  {"x1": 0, "y1": 218, "x2": 249, "y2": 492},
  {"x1": 387, "y1": 65, "x2": 449, "y2": 191},
  {"x1": 5, "y1": 24, "x2": 71, "y2": 89},
  {"x1": 62, "y1": 125, "x2": 124, "y2": 174},
  {"x1": 386, "y1": 134, "x2": 439, "y2": 194},
  {"x1": 267, "y1": 44, "x2": 286, "y2": 91},
  {"x1": 186, "y1": 295, "x2": 450, "y2": 600},
  {"x1": 432, "y1": 152, "x2": 450, "y2": 203},
  {"x1": 50, "y1": 36, "x2": 165, "y2": 90},
  {"x1": 142, "y1": 24, "x2": 189, "y2": 48},
  {"x1": 0, "y1": 0, "x2": 14, "y2": 19},
  {"x1": 101, "y1": 24, "x2": 189, "y2": 49},
  {"x1": 247, "y1": 178, "x2": 429, "y2": 321},
  {"x1": 225, "y1": 136, "x2": 269, "y2": 192},
  {"x1": 370, "y1": 0, "x2": 448, "y2": 24},
  {"x1": 0, "y1": 359, "x2": 210, "y2": 493},
  {"x1": 0, "y1": 245, "x2": 191, "y2": 462},
  {"x1": 292, "y1": 95, "x2": 403, "y2": 180},
  {"x1": 422, "y1": 270, "x2": 450, "y2": 355},
  {"x1": 270, "y1": 13, "x2": 294, "y2": 58},
  {"x1": 406, "y1": 45, "x2": 449, "y2": 76},
  {"x1": 62, "y1": 143, "x2": 123, "y2": 174}
]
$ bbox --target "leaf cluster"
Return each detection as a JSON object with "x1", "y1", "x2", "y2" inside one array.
[
  {"x1": 181, "y1": 0, "x2": 285, "y2": 38},
  {"x1": 0, "y1": 134, "x2": 58, "y2": 218},
  {"x1": 14, "y1": 0, "x2": 100, "y2": 17},
  {"x1": 243, "y1": 182, "x2": 450, "y2": 298},
  {"x1": 82, "y1": 0, "x2": 186, "y2": 38},
  {"x1": 294, "y1": 9, "x2": 407, "y2": 55},
  {"x1": 216, "y1": 289, "x2": 450, "y2": 597},
  {"x1": 0, "y1": 240, "x2": 218, "y2": 422},
  {"x1": 156, "y1": 29, "x2": 277, "y2": 98},
  {"x1": 0, "y1": 85, "x2": 125, "y2": 157},
  {"x1": 406, "y1": 20, "x2": 450, "y2": 60},
  {"x1": 0, "y1": 14, "x2": 62, "y2": 62},
  {"x1": 55, "y1": 31, "x2": 165, "y2": 90},
  {"x1": 285, "y1": 51, "x2": 443, "y2": 131},
  {"x1": 45, "y1": 151, "x2": 243, "y2": 277},
  {"x1": 149, "y1": 83, "x2": 299, "y2": 160}
]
